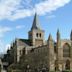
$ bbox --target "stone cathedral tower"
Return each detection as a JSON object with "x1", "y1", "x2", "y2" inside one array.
[
  {"x1": 56, "y1": 29, "x2": 63, "y2": 71},
  {"x1": 28, "y1": 13, "x2": 44, "y2": 46}
]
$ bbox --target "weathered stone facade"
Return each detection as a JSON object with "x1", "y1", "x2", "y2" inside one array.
[{"x1": 8, "y1": 13, "x2": 72, "y2": 71}]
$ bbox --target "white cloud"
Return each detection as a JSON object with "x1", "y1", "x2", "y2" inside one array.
[
  {"x1": 35, "y1": 0, "x2": 71, "y2": 15},
  {"x1": 0, "y1": 25, "x2": 25, "y2": 38},
  {"x1": 16, "y1": 25, "x2": 25, "y2": 29},
  {"x1": 0, "y1": 0, "x2": 71, "y2": 20},
  {"x1": 0, "y1": 0, "x2": 21, "y2": 20},
  {"x1": 0, "y1": 26, "x2": 12, "y2": 37},
  {"x1": 0, "y1": 26, "x2": 12, "y2": 33}
]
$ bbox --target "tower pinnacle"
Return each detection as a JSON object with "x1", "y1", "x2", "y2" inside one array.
[
  {"x1": 48, "y1": 34, "x2": 53, "y2": 41},
  {"x1": 57, "y1": 29, "x2": 60, "y2": 41}
]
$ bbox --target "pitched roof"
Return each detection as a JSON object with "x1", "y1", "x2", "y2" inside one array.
[
  {"x1": 19, "y1": 39, "x2": 32, "y2": 46},
  {"x1": 31, "y1": 13, "x2": 41, "y2": 30}
]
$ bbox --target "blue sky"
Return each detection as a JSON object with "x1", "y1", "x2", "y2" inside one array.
[{"x1": 0, "y1": 0, "x2": 72, "y2": 53}]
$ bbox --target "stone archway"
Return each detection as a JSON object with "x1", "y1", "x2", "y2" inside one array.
[{"x1": 65, "y1": 59, "x2": 70, "y2": 70}]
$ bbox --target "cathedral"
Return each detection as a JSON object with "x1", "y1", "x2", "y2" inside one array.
[{"x1": 7, "y1": 13, "x2": 72, "y2": 72}]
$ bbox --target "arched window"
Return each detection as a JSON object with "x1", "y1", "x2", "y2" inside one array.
[
  {"x1": 36, "y1": 33, "x2": 38, "y2": 37},
  {"x1": 40, "y1": 33, "x2": 41, "y2": 37},
  {"x1": 65, "y1": 59, "x2": 70, "y2": 70},
  {"x1": 63, "y1": 43, "x2": 70, "y2": 57}
]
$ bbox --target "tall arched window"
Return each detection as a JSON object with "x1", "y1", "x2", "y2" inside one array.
[{"x1": 63, "y1": 43, "x2": 70, "y2": 57}]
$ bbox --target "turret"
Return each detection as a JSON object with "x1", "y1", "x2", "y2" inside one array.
[
  {"x1": 57, "y1": 29, "x2": 60, "y2": 46},
  {"x1": 48, "y1": 34, "x2": 54, "y2": 48},
  {"x1": 56, "y1": 29, "x2": 63, "y2": 71},
  {"x1": 47, "y1": 34, "x2": 55, "y2": 71}
]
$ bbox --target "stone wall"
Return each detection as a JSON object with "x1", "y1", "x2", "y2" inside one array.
[{"x1": 20, "y1": 45, "x2": 50, "y2": 71}]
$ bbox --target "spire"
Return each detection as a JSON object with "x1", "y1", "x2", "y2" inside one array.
[
  {"x1": 70, "y1": 30, "x2": 72, "y2": 40},
  {"x1": 48, "y1": 34, "x2": 53, "y2": 41},
  {"x1": 57, "y1": 29, "x2": 60, "y2": 36},
  {"x1": 57, "y1": 29, "x2": 60, "y2": 40},
  {"x1": 31, "y1": 13, "x2": 41, "y2": 30},
  {"x1": 47, "y1": 34, "x2": 54, "y2": 48}
]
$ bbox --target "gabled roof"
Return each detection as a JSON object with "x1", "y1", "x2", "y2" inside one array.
[
  {"x1": 19, "y1": 39, "x2": 32, "y2": 46},
  {"x1": 31, "y1": 13, "x2": 41, "y2": 30}
]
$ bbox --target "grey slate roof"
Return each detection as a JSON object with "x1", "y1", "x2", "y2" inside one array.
[
  {"x1": 19, "y1": 39, "x2": 32, "y2": 46},
  {"x1": 31, "y1": 13, "x2": 41, "y2": 30}
]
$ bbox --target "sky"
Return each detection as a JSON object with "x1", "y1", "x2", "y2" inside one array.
[{"x1": 0, "y1": 0, "x2": 72, "y2": 53}]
